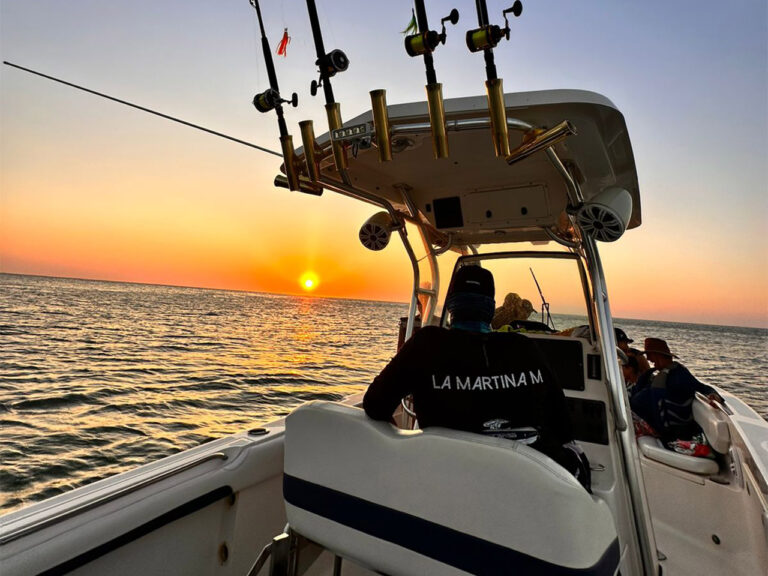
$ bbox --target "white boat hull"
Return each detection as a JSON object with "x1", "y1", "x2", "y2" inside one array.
[{"x1": 2, "y1": 388, "x2": 766, "y2": 576}]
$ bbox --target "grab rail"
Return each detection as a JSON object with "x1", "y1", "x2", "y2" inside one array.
[{"x1": 0, "y1": 452, "x2": 228, "y2": 545}]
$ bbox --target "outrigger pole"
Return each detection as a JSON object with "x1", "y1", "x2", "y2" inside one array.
[{"x1": 249, "y1": 0, "x2": 302, "y2": 191}]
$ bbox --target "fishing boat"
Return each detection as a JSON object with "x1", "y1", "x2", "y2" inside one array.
[{"x1": 2, "y1": 2, "x2": 767, "y2": 575}]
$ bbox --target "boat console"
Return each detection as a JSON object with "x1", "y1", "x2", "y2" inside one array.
[{"x1": 283, "y1": 401, "x2": 620, "y2": 576}]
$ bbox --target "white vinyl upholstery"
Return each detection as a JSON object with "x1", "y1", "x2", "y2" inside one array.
[
  {"x1": 637, "y1": 396, "x2": 729, "y2": 476},
  {"x1": 692, "y1": 395, "x2": 731, "y2": 454},
  {"x1": 283, "y1": 401, "x2": 620, "y2": 576},
  {"x1": 637, "y1": 436, "x2": 719, "y2": 476}
]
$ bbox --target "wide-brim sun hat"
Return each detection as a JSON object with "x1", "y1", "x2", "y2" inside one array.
[{"x1": 642, "y1": 337, "x2": 678, "y2": 358}]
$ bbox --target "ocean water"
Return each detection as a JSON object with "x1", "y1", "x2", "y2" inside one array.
[{"x1": 1, "y1": 273, "x2": 766, "y2": 514}]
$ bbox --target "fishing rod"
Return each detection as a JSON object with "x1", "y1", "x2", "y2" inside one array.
[
  {"x1": 530, "y1": 267, "x2": 554, "y2": 330},
  {"x1": 2, "y1": 60, "x2": 281, "y2": 157},
  {"x1": 403, "y1": 1, "x2": 459, "y2": 159},
  {"x1": 465, "y1": 1, "x2": 576, "y2": 165},
  {"x1": 249, "y1": 0, "x2": 302, "y2": 190},
  {"x1": 465, "y1": 0, "x2": 522, "y2": 157},
  {"x1": 305, "y1": 0, "x2": 350, "y2": 173}
]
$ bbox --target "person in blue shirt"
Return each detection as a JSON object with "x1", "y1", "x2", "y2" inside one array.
[{"x1": 630, "y1": 337, "x2": 723, "y2": 442}]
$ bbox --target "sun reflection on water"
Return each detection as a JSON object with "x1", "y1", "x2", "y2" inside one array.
[
  {"x1": 3, "y1": 274, "x2": 766, "y2": 514},
  {"x1": 0, "y1": 276, "x2": 408, "y2": 512}
]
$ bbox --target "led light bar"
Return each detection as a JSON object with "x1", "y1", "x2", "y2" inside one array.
[{"x1": 331, "y1": 123, "x2": 372, "y2": 142}]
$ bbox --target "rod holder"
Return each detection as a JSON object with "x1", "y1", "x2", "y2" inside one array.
[
  {"x1": 486, "y1": 78, "x2": 509, "y2": 157},
  {"x1": 280, "y1": 134, "x2": 301, "y2": 191},
  {"x1": 370, "y1": 89, "x2": 392, "y2": 162},
  {"x1": 506, "y1": 120, "x2": 577, "y2": 165},
  {"x1": 325, "y1": 102, "x2": 347, "y2": 171},
  {"x1": 299, "y1": 120, "x2": 321, "y2": 182},
  {"x1": 274, "y1": 174, "x2": 323, "y2": 196},
  {"x1": 426, "y1": 83, "x2": 449, "y2": 159}
]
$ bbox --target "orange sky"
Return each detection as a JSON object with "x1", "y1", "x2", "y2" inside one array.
[{"x1": 1, "y1": 1, "x2": 766, "y2": 328}]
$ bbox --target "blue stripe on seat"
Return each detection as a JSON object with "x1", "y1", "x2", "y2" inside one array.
[{"x1": 284, "y1": 474, "x2": 619, "y2": 576}]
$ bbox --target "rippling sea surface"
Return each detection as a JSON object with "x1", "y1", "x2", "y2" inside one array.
[{"x1": 1, "y1": 273, "x2": 766, "y2": 514}]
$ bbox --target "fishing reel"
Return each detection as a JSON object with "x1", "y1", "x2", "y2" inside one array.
[
  {"x1": 310, "y1": 49, "x2": 349, "y2": 96},
  {"x1": 252, "y1": 88, "x2": 298, "y2": 113},
  {"x1": 466, "y1": 1, "x2": 522, "y2": 52},
  {"x1": 404, "y1": 8, "x2": 459, "y2": 57}
]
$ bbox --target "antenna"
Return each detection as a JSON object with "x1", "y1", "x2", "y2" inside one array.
[{"x1": 530, "y1": 267, "x2": 554, "y2": 330}]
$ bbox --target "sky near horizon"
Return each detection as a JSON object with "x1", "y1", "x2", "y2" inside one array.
[{"x1": 1, "y1": 1, "x2": 766, "y2": 328}]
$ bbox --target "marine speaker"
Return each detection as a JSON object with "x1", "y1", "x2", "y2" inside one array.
[
  {"x1": 359, "y1": 211, "x2": 394, "y2": 251},
  {"x1": 576, "y1": 186, "x2": 633, "y2": 242}
]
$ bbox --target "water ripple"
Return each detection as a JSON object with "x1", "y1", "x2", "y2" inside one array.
[{"x1": 0, "y1": 273, "x2": 765, "y2": 516}]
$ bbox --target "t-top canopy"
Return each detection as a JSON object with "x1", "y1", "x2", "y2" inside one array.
[{"x1": 293, "y1": 89, "x2": 640, "y2": 247}]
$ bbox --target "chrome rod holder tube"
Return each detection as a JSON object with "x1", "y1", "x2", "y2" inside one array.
[
  {"x1": 486, "y1": 78, "x2": 510, "y2": 157},
  {"x1": 370, "y1": 89, "x2": 392, "y2": 162},
  {"x1": 506, "y1": 120, "x2": 576, "y2": 165},
  {"x1": 274, "y1": 174, "x2": 323, "y2": 196},
  {"x1": 326, "y1": 102, "x2": 347, "y2": 171},
  {"x1": 280, "y1": 134, "x2": 300, "y2": 191},
  {"x1": 299, "y1": 120, "x2": 321, "y2": 183},
  {"x1": 426, "y1": 83, "x2": 449, "y2": 158}
]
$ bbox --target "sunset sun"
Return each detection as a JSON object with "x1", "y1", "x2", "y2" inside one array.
[{"x1": 299, "y1": 272, "x2": 319, "y2": 292}]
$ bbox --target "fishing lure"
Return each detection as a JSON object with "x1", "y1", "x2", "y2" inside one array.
[
  {"x1": 402, "y1": 9, "x2": 417, "y2": 35},
  {"x1": 276, "y1": 28, "x2": 290, "y2": 57}
]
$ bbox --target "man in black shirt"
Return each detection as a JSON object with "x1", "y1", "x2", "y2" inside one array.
[{"x1": 364, "y1": 265, "x2": 589, "y2": 489}]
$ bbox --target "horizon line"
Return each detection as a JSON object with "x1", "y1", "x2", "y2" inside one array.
[{"x1": 2, "y1": 270, "x2": 766, "y2": 332}]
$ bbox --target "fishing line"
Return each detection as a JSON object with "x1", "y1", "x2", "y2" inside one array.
[
  {"x1": 251, "y1": 10, "x2": 263, "y2": 90},
  {"x1": 3, "y1": 61, "x2": 282, "y2": 157},
  {"x1": 316, "y1": 1, "x2": 339, "y2": 54}
]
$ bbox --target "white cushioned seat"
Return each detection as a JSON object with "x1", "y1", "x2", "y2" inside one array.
[
  {"x1": 284, "y1": 401, "x2": 620, "y2": 576},
  {"x1": 692, "y1": 395, "x2": 730, "y2": 454},
  {"x1": 637, "y1": 396, "x2": 729, "y2": 476},
  {"x1": 637, "y1": 436, "x2": 719, "y2": 475}
]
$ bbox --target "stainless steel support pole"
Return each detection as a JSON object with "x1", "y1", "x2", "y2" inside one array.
[{"x1": 583, "y1": 235, "x2": 659, "y2": 576}]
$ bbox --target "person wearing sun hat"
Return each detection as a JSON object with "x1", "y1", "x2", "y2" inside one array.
[
  {"x1": 364, "y1": 265, "x2": 591, "y2": 490},
  {"x1": 629, "y1": 337, "x2": 723, "y2": 442}
]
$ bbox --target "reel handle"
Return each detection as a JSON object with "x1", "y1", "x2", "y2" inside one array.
[
  {"x1": 502, "y1": 1, "x2": 523, "y2": 39},
  {"x1": 439, "y1": 8, "x2": 460, "y2": 44}
]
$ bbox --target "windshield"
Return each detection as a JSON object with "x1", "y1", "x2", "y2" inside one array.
[{"x1": 445, "y1": 252, "x2": 591, "y2": 333}]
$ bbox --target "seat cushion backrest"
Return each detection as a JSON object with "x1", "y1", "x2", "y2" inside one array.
[
  {"x1": 284, "y1": 401, "x2": 620, "y2": 576},
  {"x1": 693, "y1": 396, "x2": 731, "y2": 454}
]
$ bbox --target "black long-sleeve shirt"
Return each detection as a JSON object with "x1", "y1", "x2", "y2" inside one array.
[{"x1": 363, "y1": 326, "x2": 573, "y2": 457}]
